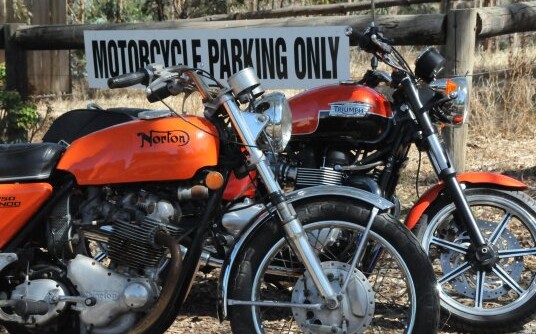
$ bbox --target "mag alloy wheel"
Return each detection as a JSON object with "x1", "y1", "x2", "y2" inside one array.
[{"x1": 421, "y1": 188, "x2": 536, "y2": 332}]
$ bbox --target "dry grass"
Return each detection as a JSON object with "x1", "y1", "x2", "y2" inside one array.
[
  {"x1": 471, "y1": 46, "x2": 536, "y2": 138},
  {"x1": 30, "y1": 44, "x2": 535, "y2": 142}
]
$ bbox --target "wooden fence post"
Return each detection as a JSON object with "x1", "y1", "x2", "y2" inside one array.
[
  {"x1": 442, "y1": 8, "x2": 477, "y2": 172},
  {"x1": 3, "y1": 23, "x2": 27, "y2": 98}
]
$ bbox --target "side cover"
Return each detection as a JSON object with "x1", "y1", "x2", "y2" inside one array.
[
  {"x1": 0, "y1": 183, "x2": 53, "y2": 249},
  {"x1": 57, "y1": 116, "x2": 219, "y2": 185}
]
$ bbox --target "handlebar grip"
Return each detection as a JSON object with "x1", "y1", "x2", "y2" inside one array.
[
  {"x1": 351, "y1": 27, "x2": 392, "y2": 54},
  {"x1": 355, "y1": 31, "x2": 377, "y2": 54},
  {"x1": 107, "y1": 70, "x2": 148, "y2": 89}
]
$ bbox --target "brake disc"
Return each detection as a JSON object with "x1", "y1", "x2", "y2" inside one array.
[
  {"x1": 291, "y1": 261, "x2": 375, "y2": 334},
  {"x1": 439, "y1": 220, "x2": 524, "y2": 299}
]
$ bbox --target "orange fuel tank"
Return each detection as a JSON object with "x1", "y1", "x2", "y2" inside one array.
[
  {"x1": 0, "y1": 183, "x2": 53, "y2": 248},
  {"x1": 57, "y1": 116, "x2": 219, "y2": 185}
]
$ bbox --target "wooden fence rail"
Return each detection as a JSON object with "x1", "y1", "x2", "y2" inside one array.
[
  {"x1": 189, "y1": 0, "x2": 442, "y2": 21},
  {"x1": 2, "y1": 1, "x2": 535, "y2": 51},
  {"x1": 0, "y1": 1, "x2": 535, "y2": 170}
]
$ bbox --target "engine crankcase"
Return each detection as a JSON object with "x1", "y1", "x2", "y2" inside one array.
[
  {"x1": 67, "y1": 255, "x2": 157, "y2": 329},
  {"x1": 5, "y1": 279, "x2": 68, "y2": 326}
]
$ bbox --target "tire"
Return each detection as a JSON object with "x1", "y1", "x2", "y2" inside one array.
[
  {"x1": 228, "y1": 198, "x2": 439, "y2": 334},
  {"x1": 417, "y1": 188, "x2": 536, "y2": 333}
]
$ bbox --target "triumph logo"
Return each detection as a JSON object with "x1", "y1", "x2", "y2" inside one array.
[
  {"x1": 327, "y1": 101, "x2": 372, "y2": 117},
  {"x1": 137, "y1": 130, "x2": 190, "y2": 148}
]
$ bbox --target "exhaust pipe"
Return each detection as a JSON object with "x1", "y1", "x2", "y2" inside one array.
[{"x1": 129, "y1": 231, "x2": 182, "y2": 334}]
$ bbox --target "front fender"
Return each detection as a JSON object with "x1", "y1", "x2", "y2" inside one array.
[
  {"x1": 217, "y1": 185, "x2": 393, "y2": 321},
  {"x1": 404, "y1": 172, "x2": 527, "y2": 230}
]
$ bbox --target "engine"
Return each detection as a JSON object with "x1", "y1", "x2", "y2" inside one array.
[
  {"x1": 106, "y1": 191, "x2": 183, "y2": 271},
  {"x1": 0, "y1": 186, "x2": 195, "y2": 333},
  {"x1": 279, "y1": 145, "x2": 383, "y2": 195}
]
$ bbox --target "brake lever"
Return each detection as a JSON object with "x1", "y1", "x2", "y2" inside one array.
[{"x1": 371, "y1": 34, "x2": 392, "y2": 54}]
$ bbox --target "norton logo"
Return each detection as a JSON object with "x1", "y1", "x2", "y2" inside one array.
[
  {"x1": 327, "y1": 101, "x2": 372, "y2": 117},
  {"x1": 0, "y1": 196, "x2": 21, "y2": 208},
  {"x1": 138, "y1": 130, "x2": 190, "y2": 148}
]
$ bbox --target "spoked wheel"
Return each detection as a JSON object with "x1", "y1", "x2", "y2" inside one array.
[
  {"x1": 229, "y1": 199, "x2": 439, "y2": 334},
  {"x1": 420, "y1": 188, "x2": 536, "y2": 333}
]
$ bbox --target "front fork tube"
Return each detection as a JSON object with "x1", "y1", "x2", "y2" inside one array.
[
  {"x1": 401, "y1": 77, "x2": 490, "y2": 252},
  {"x1": 221, "y1": 95, "x2": 340, "y2": 308},
  {"x1": 426, "y1": 132, "x2": 489, "y2": 251}
]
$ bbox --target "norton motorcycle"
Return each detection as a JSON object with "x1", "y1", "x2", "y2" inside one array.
[
  {"x1": 0, "y1": 64, "x2": 439, "y2": 333},
  {"x1": 279, "y1": 21, "x2": 536, "y2": 334}
]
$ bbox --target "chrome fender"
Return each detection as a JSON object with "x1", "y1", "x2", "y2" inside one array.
[{"x1": 217, "y1": 185, "x2": 393, "y2": 321}]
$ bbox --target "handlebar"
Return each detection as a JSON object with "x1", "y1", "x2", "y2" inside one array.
[
  {"x1": 107, "y1": 64, "x2": 214, "y2": 103},
  {"x1": 348, "y1": 27, "x2": 392, "y2": 55},
  {"x1": 107, "y1": 70, "x2": 149, "y2": 89}
]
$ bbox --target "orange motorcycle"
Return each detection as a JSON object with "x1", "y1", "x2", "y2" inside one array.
[{"x1": 0, "y1": 65, "x2": 438, "y2": 333}]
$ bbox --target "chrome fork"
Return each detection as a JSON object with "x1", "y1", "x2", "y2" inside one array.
[{"x1": 221, "y1": 94, "x2": 340, "y2": 308}]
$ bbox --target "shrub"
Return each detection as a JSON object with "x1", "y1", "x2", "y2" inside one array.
[{"x1": 0, "y1": 63, "x2": 40, "y2": 143}]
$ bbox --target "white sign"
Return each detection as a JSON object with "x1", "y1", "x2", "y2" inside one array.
[{"x1": 84, "y1": 27, "x2": 350, "y2": 89}]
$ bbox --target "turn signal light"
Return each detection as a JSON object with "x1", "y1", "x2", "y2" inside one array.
[
  {"x1": 445, "y1": 78, "x2": 458, "y2": 95},
  {"x1": 205, "y1": 171, "x2": 224, "y2": 190},
  {"x1": 453, "y1": 115, "x2": 464, "y2": 124}
]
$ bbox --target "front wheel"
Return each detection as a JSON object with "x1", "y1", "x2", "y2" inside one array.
[
  {"x1": 418, "y1": 188, "x2": 536, "y2": 333},
  {"x1": 228, "y1": 198, "x2": 439, "y2": 333}
]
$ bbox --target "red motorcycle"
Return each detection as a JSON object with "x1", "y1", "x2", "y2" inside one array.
[
  {"x1": 0, "y1": 64, "x2": 439, "y2": 333},
  {"x1": 279, "y1": 24, "x2": 536, "y2": 333}
]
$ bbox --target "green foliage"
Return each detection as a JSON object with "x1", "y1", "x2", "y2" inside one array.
[
  {"x1": 0, "y1": 64, "x2": 40, "y2": 144},
  {"x1": 68, "y1": 0, "x2": 152, "y2": 23},
  {"x1": 11, "y1": 0, "x2": 32, "y2": 23},
  {"x1": 175, "y1": 0, "x2": 228, "y2": 18}
]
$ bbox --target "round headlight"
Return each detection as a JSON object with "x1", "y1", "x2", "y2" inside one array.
[
  {"x1": 430, "y1": 77, "x2": 469, "y2": 126},
  {"x1": 254, "y1": 92, "x2": 292, "y2": 153},
  {"x1": 415, "y1": 47, "x2": 445, "y2": 83}
]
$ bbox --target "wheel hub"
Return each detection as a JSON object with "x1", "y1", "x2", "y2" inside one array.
[
  {"x1": 466, "y1": 244, "x2": 499, "y2": 271},
  {"x1": 291, "y1": 261, "x2": 375, "y2": 334},
  {"x1": 439, "y1": 220, "x2": 524, "y2": 300}
]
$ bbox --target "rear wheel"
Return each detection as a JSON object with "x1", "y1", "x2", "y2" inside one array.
[
  {"x1": 419, "y1": 188, "x2": 536, "y2": 333},
  {"x1": 229, "y1": 198, "x2": 439, "y2": 333}
]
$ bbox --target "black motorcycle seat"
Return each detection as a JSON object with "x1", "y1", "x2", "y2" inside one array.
[
  {"x1": 43, "y1": 108, "x2": 146, "y2": 144},
  {"x1": 0, "y1": 143, "x2": 65, "y2": 182}
]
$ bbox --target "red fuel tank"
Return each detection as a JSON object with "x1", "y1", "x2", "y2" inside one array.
[
  {"x1": 57, "y1": 116, "x2": 219, "y2": 185},
  {"x1": 289, "y1": 83, "x2": 392, "y2": 141}
]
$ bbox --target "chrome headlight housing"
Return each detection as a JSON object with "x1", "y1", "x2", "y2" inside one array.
[
  {"x1": 254, "y1": 92, "x2": 292, "y2": 153},
  {"x1": 430, "y1": 77, "x2": 469, "y2": 126}
]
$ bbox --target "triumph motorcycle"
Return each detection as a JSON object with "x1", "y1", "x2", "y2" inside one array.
[
  {"x1": 278, "y1": 22, "x2": 536, "y2": 334},
  {"x1": 0, "y1": 64, "x2": 439, "y2": 333}
]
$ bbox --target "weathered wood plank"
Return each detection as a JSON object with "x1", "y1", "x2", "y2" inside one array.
[
  {"x1": 193, "y1": 0, "x2": 441, "y2": 21},
  {"x1": 477, "y1": 1, "x2": 536, "y2": 38},
  {"x1": 4, "y1": 23, "x2": 27, "y2": 97},
  {"x1": 0, "y1": 0, "x2": 534, "y2": 52},
  {"x1": 442, "y1": 8, "x2": 477, "y2": 172},
  {"x1": 24, "y1": 0, "x2": 70, "y2": 95},
  {"x1": 10, "y1": 13, "x2": 445, "y2": 50}
]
